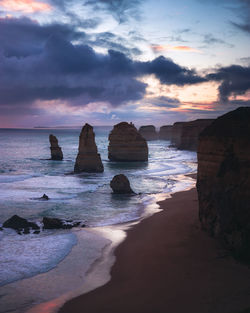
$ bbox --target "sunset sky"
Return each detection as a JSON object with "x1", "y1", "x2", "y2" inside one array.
[{"x1": 0, "y1": 0, "x2": 250, "y2": 127}]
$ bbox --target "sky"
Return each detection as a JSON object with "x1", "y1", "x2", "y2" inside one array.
[{"x1": 0, "y1": 0, "x2": 250, "y2": 127}]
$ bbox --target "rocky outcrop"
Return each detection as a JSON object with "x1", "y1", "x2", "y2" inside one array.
[
  {"x1": 197, "y1": 107, "x2": 250, "y2": 261},
  {"x1": 159, "y1": 125, "x2": 173, "y2": 140},
  {"x1": 3, "y1": 215, "x2": 39, "y2": 233},
  {"x1": 43, "y1": 217, "x2": 82, "y2": 229},
  {"x1": 110, "y1": 174, "x2": 135, "y2": 194},
  {"x1": 171, "y1": 119, "x2": 214, "y2": 151},
  {"x1": 108, "y1": 122, "x2": 148, "y2": 161},
  {"x1": 49, "y1": 134, "x2": 63, "y2": 160},
  {"x1": 74, "y1": 123, "x2": 104, "y2": 173},
  {"x1": 139, "y1": 125, "x2": 158, "y2": 141}
]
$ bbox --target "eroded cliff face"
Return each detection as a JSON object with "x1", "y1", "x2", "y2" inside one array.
[
  {"x1": 197, "y1": 107, "x2": 250, "y2": 260},
  {"x1": 159, "y1": 125, "x2": 173, "y2": 140},
  {"x1": 108, "y1": 122, "x2": 148, "y2": 161},
  {"x1": 49, "y1": 134, "x2": 63, "y2": 160},
  {"x1": 139, "y1": 125, "x2": 158, "y2": 141},
  {"x1": 172, "y1": 119, "x2": 214, "y2": 151},
  {"x1": 74, "y1": 123, "x2": 104, "y2": 173}
]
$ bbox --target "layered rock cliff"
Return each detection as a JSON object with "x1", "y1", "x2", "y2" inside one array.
[
  {"x1": 49, "y1": 134, "x2": 63, "y2": 160},
  {"x1": 139, "y1": 125, "x2": 158, "y2": 141},
  {"x1": 74, "y1": 123, "x2": 104, "y2": 173},
  {"x1": 170, "y1": 119, "x2": 214, "y2": 151},
  {"x1": 108, "y1": 122, "x2": 148, "y2": 161},
  {"x1": 197, "y1": 107, "x2": 250, "y2": 260},
  {"x1": 159, "y1": 125, "x2": 173, "y2": 140}
]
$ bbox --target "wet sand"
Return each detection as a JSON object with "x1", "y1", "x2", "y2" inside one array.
[{"x1": 59, "y1": 188, "x2": 250, "y2": 313}]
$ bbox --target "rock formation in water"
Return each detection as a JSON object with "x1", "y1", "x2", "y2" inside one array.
[
  {"x1": 159, "y1": 125, "x2": 173, "y2": 140},
  {"x1": 74, "y1": 123, "x2": 104, "y2": 173},
  {"x1": 139, "y1": 125, "x2": 158, "y2": 141},
  {"x1": 108, "y1": 122, "x2": 148, "y2": 161},
  {"x1": 171, "y1": 119, "x2": 214, "y2": 151},
  {"x1": 43, "y1": 217, "x2": 81, "y2": 229},
  {"x1": 49, "y1": 134, "x2": 63, "y2": 160},
  {"x1": 110, "y1": 174, "x2": 135, "y2": 194},
  {"x1": 3, "y1": 215, "x2": 39, "y2": 234},
  {"x1": 197, "y1": 107, "x2": 250, "y2": 261}
]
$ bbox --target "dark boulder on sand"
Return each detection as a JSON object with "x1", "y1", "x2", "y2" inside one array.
[
  {"x1": 3, "y1": 215, "x2": 39, "y2": 232},
  {"x1": 110, "y1": 174, "x2": 135, "y2": 194},
  {"x1": 108, "y1": 122, "x2": 148, "y2": 161},
  {"x1": 49, "y1": 134, "x2": 63, "y2": 160},
  {"x1": 197, "y1": 107, "x2": 250, "y2": 261},
  {"x1": 139, "y1": 125, "x2": 158, "y2": 141},
  {"x1": 74, "y1": 123, "x2": 104, "y2": 173}
]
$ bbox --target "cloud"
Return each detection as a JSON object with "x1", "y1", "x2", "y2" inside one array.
[
  {"x1": 0, "y1": 17, "x2": 206, "y2": 110},
  {"x1": 84, "y1": 0, "x2": 142, "y2": 23},
  {"x1": 207, "y1": 65, "x2": 250, "y2": 102},
  {"x1": 231, "y1": 0, "x2": 250, "y2": 34},
  {"x1": 0, "y1": 0, "x2": 51, "y2": 13},
  {"x1": 202, "y1": 33, "x2": 234, "y2": 48},
  {"x1": 151, "y1": 44, "x2": 201, "y2": 53}
]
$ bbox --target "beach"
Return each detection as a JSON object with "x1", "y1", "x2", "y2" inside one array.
[{"x1": 59, "y1": 187, "x2": 250, "y2": 313}]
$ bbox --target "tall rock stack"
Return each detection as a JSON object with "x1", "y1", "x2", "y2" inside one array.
[
  {"x1": 139, "y1": 125, "x2": 158, "y2": 141},
  {"x1": 74, "y1": 123, "x2": 104, "y2": 173},
  {"x1": 159, "y1": 125, "x2": 173, "y2": 140},
  {"x1": 197, "y1": 107, "x2": 250, "y2": 260},
  {"x1": 108, "y1": 122, "x2": 148, "y2": 161},
  {"x1": 49, "y1": 134, "x2": 63, "y2": 160}
]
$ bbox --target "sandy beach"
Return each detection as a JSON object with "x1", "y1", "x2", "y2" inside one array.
[{"x1": 59, "y1": 188, "x2": 250, "y2": 313}]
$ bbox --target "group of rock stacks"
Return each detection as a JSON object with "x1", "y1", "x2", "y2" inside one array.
[
  {"x1": 49, "y1": 122, "x2": 148, "y2": 174},
  {"x1": 48, "y1": 107, "x2": 250, "y2": 261}
]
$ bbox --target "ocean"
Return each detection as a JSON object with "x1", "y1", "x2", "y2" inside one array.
[{"x1": 0, "y1": 127, "x2": 197, "y2": 313}]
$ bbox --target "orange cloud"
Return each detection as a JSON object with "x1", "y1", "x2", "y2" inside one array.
[
  {"x1": 151, "y1": 44, "x2": 201, "y2": 53},
  {"x1": 0, "y1": 0, "x2": 51, "y2": 13}
]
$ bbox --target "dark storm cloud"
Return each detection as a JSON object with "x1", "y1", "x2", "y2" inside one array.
[
  {"x1": 207, "y1": 65, "x2": 250, "y2": 102},
  {"x1": 138, "y1": 56, "x2": 207, "y2": 85},
  {"x1": 0, "y1": 17, "x2": 207, "y2": 108}
]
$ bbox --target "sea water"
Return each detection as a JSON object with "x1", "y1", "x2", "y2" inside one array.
[{"x1": 0, "y1": 127, "x2": 197, "y2": 312}]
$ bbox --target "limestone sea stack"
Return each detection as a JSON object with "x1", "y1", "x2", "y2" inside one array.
[
  {"x1": 171, "y1": 119, "x2": 214, "y2": 151},
  {"x1": 139, "y1": 125, "x2": 158, "y2": 141},
  {"x1": 49, "y1": 134, "x2": 63, "y2": 160},
  {"x1": 110, "y1": 174, "x2": 135, "y2": 194},
  {"x1": 159, "y1": 125, "x2": 173, "y2": 140},
  {"x1": 74, "y1": 123, "x2": 104, "y2": 173},
  {"x1": 197, "y1": 107, "x2": 250, "y2": 261},
  {"x1": 108, "y1": 122, "x2": 148, "y2": 161}
]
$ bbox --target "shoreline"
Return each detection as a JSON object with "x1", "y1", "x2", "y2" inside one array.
[{"x1": 59, "y1": 187, "x2": 250, "y2": 313}]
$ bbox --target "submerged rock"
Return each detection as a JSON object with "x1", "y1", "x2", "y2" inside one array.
[
  {"x1": 74, "y1": 123, "x2": 104, "y2": 173},
  {"x1": 108, "y1": 122, "x2": 148, "y2": 161},
  {"x1": 110, "y1": 174, "x2": 135, "y2": 194},
  {"x1": 139, "y1": 125, "x2": 158, "y2": 141},
  {"x1": 40, "y1": 194, "x2": 49, "y2": 200},
  {"x1": 197, "y1": 107, "x2": 250, "y2": 261},
  {"x1": 3, "y1": 215, "x2": 39, "y2": 232},
  {"x1": 49, "y1": 134, "x2": 63, "y2": 160}
]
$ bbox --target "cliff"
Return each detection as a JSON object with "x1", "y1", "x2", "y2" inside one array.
[
  {"x1": 171, "y1": 119, "x2": 214, "y2": 151},
  {"x1": 74, "y1": 123, "x2": 104, "y2": 173},
  {"x1": 49, "y1": 134, "x2": 63, "y2": 160},
  {"x1": 138, "y1": 125, "x2": 158, "y2": 141},
  {"x1": 108, "y1": 122, "x2": 148, "y2": 161},
  {"x1": 197, "y1": 107, "x2": 250, "y2": 260},
  {"x1": 159, "y1": 125, "x2": 172, "y2": 140}
]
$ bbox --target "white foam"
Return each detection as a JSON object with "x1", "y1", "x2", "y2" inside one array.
[{"x1": 0, "y1": 232, "x2": 77, "y2": 287}]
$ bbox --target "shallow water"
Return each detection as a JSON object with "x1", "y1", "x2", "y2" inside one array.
[{"x1": 0, "y1": 127, "x2": 197, "y2": 312}]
